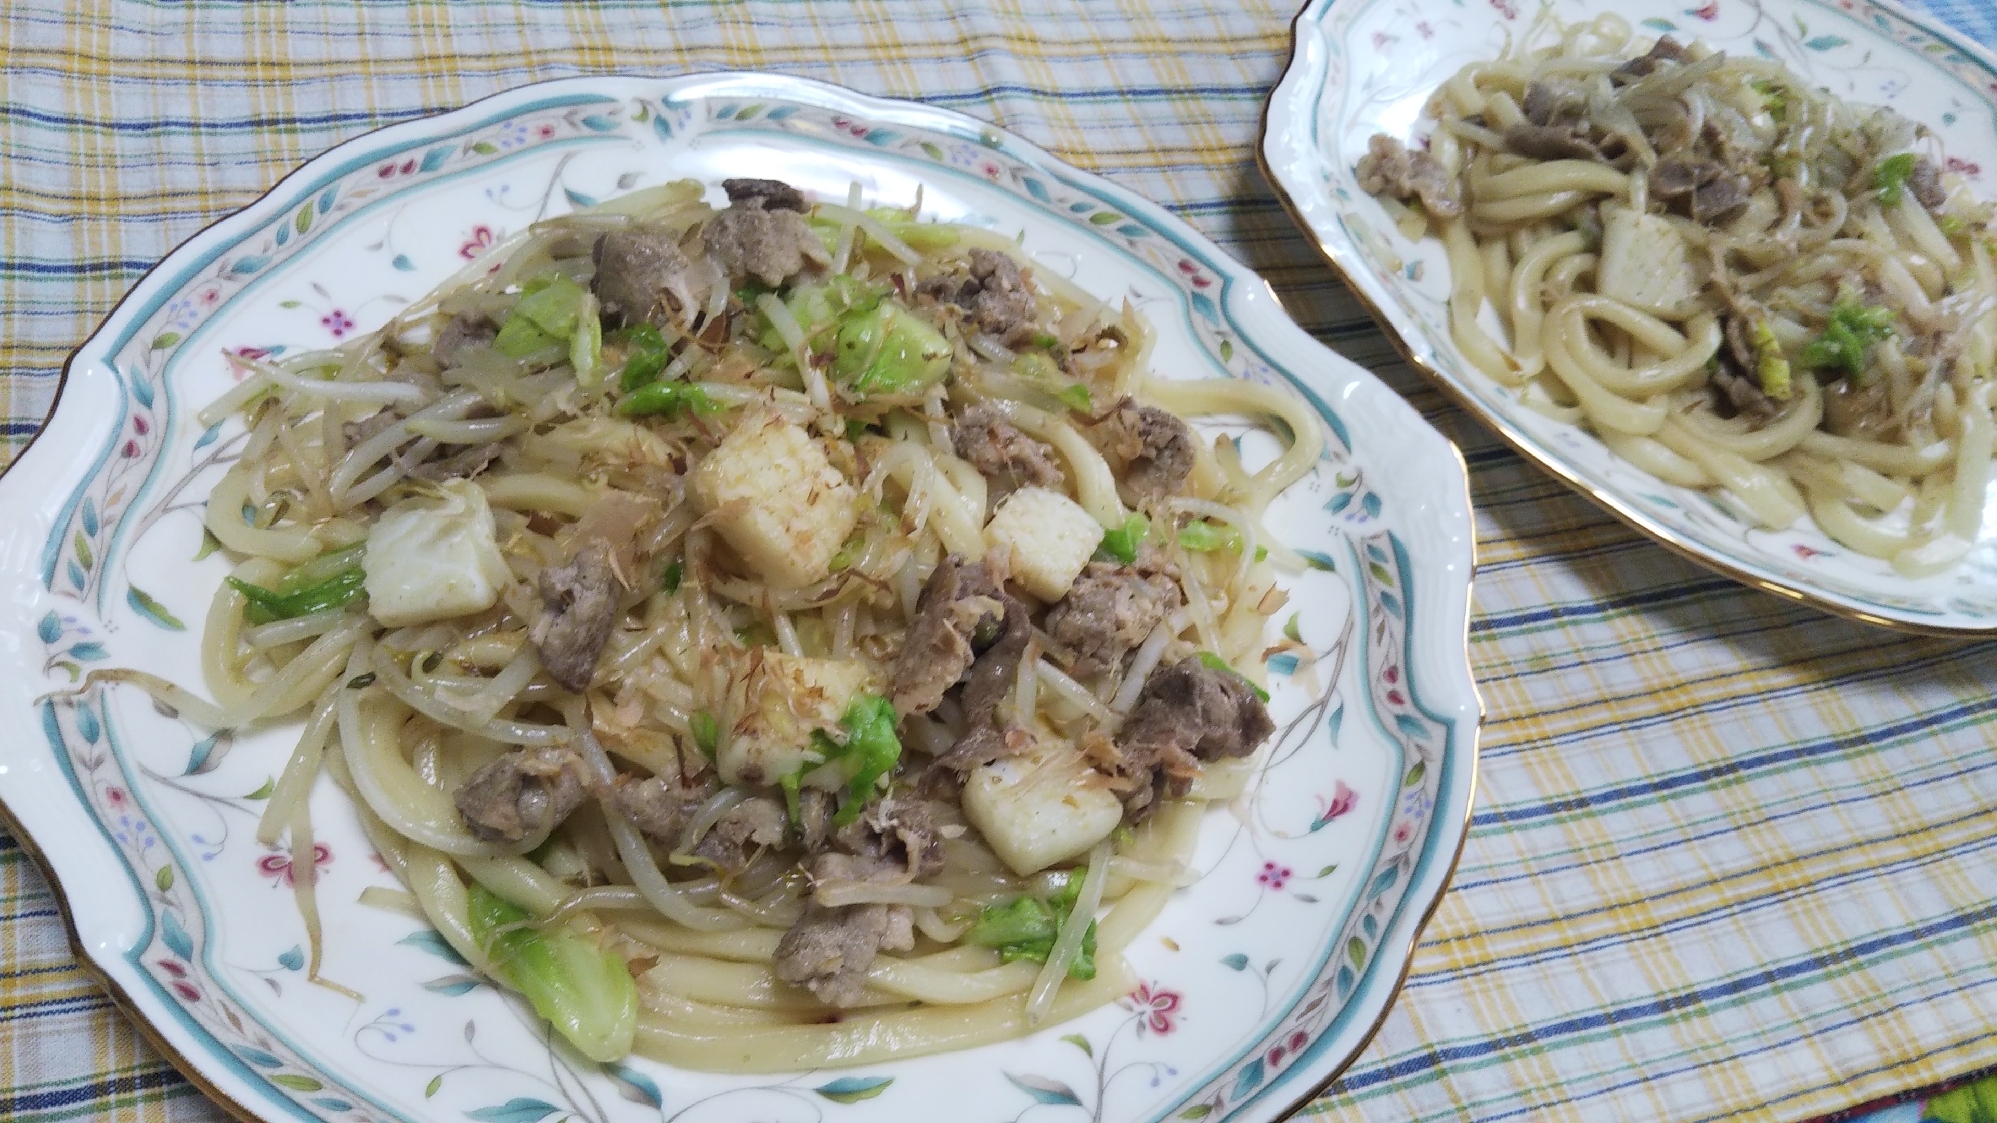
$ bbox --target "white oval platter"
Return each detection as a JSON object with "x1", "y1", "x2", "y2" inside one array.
[
  {"x1": 0, "y1": 72, "x2": 1478, "y2": 1123},
  {"x1": 1262, "y1": 0, "x2": 1997, "y2": 634}
]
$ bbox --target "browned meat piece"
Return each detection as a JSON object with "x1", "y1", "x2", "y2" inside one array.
[
  {"x1": 1521, "y1": 79, "x2": 1588, "y2": 127},
  {"x1": 434, "y1": 312, "x2": 497, "y2": 367},
  {"x1": 1505, "y1": 123, "x2": 1602, "y2": 162},
  {"x1": 1906, "y1": 156, "x2": 1947, "y2": 210},
  {"x1": 932, "y1": 587, "x2": 1032, "y2": 776},
  {"x1": 1653, "y1": 157, "x2": 1753, "y2": 224},
  {"x1": 1129, "y1": 656, "x2": 1273, "y2": 762},
  {"x1": 1613, "y1": 35, "x2": 1688, "y2": 83},
  {"x1": 919, "y1": 249, "x2": 1041, "y2": 344},
  {"x1": 603, "y1": 773, "x2": 712, "y2": 842},
  {"x1": 1355, "y1": 134, "x2": 1463, "y2": 218},
  {"x1": 701, "y1": 187, "x2": 824, "y2": 288},
  {"x1": 892, "y1": 558, "x2": 1034, "y2": 784},
  {"x1": 532, "y1": 542, "x2": 622, "y2": 693},
  {"x1": 772, "y1": 853, "x2": 915, "y2": 1006},
  {"x1": 1045, "y1": 561, "x2": 1180, "y2": 677},
  {"x1": 832, "y1": 797, "x2": 946, "y2": 879},
  {"x1": 1653, "y1": 158, "x2": 1702, "y2": 200},
  {"x1": 722, "y1": 177, "x2": 808, "y2": 213},
  {"x1": 1710, "y1": 360, "x2": 1778, "y2": 422},
  {"x1": 1824, "y1": 374, "x2": 1896, "y2": 440},
  {"x1": 455, "y1": 746, "x2": 590, "y2": 843},
  {"x1": 1088, "y1": 396, "x2": 1196, "y2": 502},
  {"x1": 691, "y1": 796, "x2": 788, "y2": 874},
  {"x1": 961, "y1": 249, "x2": 1040, "y2": 343},
  {"x1": 951, "y1": 404, "x2": 1064, "y2": 503},
  {"x1": 592, "y1": 231, "x2": 700, "y2": 327},
  {"x1": 1090, "y1": 656, "x2": 1274, "y2": 819},
  {"x1": 1082, "y1": 728, "x2": 1201, "y2": 823},
  {"x1": 1723, "y1": 314, "x2": 1756, "y2": 373},
  {"x1": 888, "y1": 555, "x2": 1006, "y2": 716},
  {"x1": 1693, "y1": 174, "x2": 1753, "y2": 224}
]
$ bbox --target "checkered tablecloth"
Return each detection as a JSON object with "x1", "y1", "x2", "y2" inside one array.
[{"x1": 3, "y1": 3, "x2": 1995, "y2": 1121}]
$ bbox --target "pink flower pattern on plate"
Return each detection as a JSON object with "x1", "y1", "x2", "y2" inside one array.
[
  {"x1": 1126, "y1": 982, "x2": 1182, "y2": 1035},
  {"x1": 320, "y1": 309, "x2": 355, "y2": 338},
  {"x1": 1312, "y1": 780, "x2": 1358, "y2": 830},
  {"x1": 459, "y1": 224, "x2": 497, "y2": 260},
  {"x1": 257, "y1": 844, "x2": 332, "y2": 888},
  {"x1": 1258, "y1": 861, "x2": 1294, "y2": 891}
]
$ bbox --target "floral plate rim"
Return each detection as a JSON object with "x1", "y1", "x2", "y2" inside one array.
[
  {"x1": 0, "y1": 70, "x2": 1482, "y2": 1123},
  {"x1": 1258, "y1": 0, "x2": 1997, "y2": 637}
]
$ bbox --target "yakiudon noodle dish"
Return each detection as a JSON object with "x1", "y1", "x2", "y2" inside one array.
[
  {"x1": 92, "y1": 176, "x2": 1326, "y2": 1068},
  {"x1": 1358, "y1": 14, "x2": 1997, "y2": 576}
]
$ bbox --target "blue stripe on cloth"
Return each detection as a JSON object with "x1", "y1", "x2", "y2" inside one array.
[
  {"x1": 1473, "y1": 699, "x2": 1996, "y2": 825},
  {"x1": 1475, "y1": 641, "x2": 1985, "y2": 757},
  {"x1": 1451, "y1": 738, "x2": 1997, "y2": 897},
  {"x1": 0, "y1": 106, "x2": 433, "y2": 135},
  {"x1": 0, "y1": 995, "x2": 116, "y2": 1024},
  {"x1": 0, "y1": 259, "x2": 156, "y2": 277},
  {"x1": 1424, "y1": 805, "x2": 1997, "y2": 985},
  {"x1": 0, "y1": 1067, "x2": 187, "y2": 1115},
  {"x1": 1498, "y1": 973, "x2": 1997, "y2": 1123},
  {"x1": 1342, "y1": 901, "x2": 1997, "y2": 1094}
]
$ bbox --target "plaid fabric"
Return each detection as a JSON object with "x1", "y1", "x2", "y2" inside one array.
[{"x1": 1, "y1": 3, "x2": 1994, "y2": 1122}]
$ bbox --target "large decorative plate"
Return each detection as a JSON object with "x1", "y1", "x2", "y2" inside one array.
[
  {"x1": 0, "y1": 73, "x2": 1478, "y2": 1123},
  {"x1": 1261, "y1": 0, "x2": 1997, "y2": 634}
]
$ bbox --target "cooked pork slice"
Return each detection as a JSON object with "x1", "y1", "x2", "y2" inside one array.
[
  {"x1": 1652, "y1": 156, "x2": 1753, "y2": 225},
  {"x1": 951, "y1": 404, "x2": 1064, "y2": 504},
  {"x1": 831, "y1": 797, "x2": 947, "y2": 880},
  {"x1": 701, "y1": 184, "x2": 825, "y2": 288},
  {"x1": 772, "y1": 853, "x2": 915, "y2": 1006},
  {"x1": 1355, "y1": 134, "x2": 1464, "y2": 218},
  {"x1": 1044, "y1": 561, "x2": 1179, "y2": 677},
  {"x1": 603, "y1": 773, "x2": 709, "y2": 842},
  {"x1": 931, "y1": 588, "x2": 1032, "y2": 776},
  {"x1": 721, "y1": 177, "x2": 809, "y2": 213},
  {"x1": 1087, "y1": 396, "x2": 1196, "y2": 502},
  {"x1": 1505, "y1": 123, "x2": 1602, "y2": 162},
  {"x1": 455, "y1": 746, "x2": 590, "y2": 843},
  {"x1": 532, "y1": 541, "x2": 622, "y2": 693},
  {"x1": 1088, "y1": 656, "x2": 1274, "y2": 819},
  {"x1": 1711, "y1": 359, "x2": 1780, "y2": 422},
  {"x1": 1612, "y1": 35, "x2": 1689, "y2": 83},
  {"x1": 888, "y1": 555, "x2": 1006, "y2": 716},
  {"x1": 689, "y1": 796, "x2": 788, "y2": 875},
  {"x1": 433, "y1": 312, "x2": 497, "y2": 368},
  {"x1": 592, "y1": 230, "x2": 702, "y2": 328}
]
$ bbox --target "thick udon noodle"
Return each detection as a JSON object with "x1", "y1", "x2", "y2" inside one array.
[
  {"x1": 1372, "y1": 12, "x2": 1995, "y2": 576},
  {"x1": 100, "y1": 179, "x2": 1323, "y2": 1068}
]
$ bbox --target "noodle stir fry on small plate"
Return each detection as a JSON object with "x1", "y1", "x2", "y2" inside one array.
[
  {"x1": 0, "y1": 74, "x2": 1476, "y2": 1123},
  {"x1": 1264, "y1": 0, "x2": 1997, "y2": 632}
]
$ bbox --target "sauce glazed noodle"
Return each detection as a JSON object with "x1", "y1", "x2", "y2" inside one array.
[
  {"x1": 1359, "y1": 12, "x2": 1997, "y2": 577},
  {"x1": 81, "y1": 175, "x2": 1325, "y2": 1066}
]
